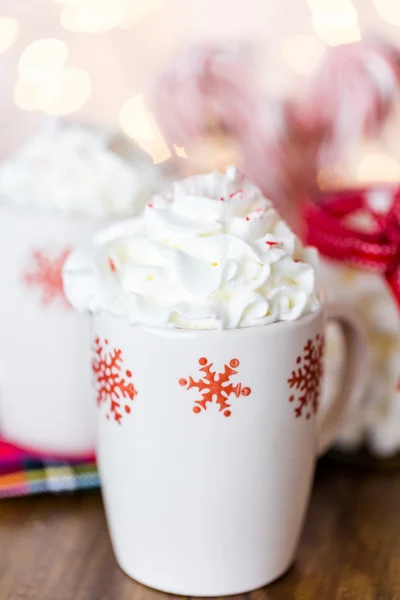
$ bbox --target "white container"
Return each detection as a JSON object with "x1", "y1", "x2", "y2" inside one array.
[
  {"x1": 0, "y1": 207, "x2": 104, "y2": 456},
  {"x1": 321, "y1": 257, "x2": 400, "y2": 456},
  {"x1": 306, "y1": 185, "x2": 400, "y2": 457},
  {"x1": 0, "y1": 123, "x2": 170, "y2": 457},
  {"x1": 92, "y1": 304, "x2": 367, "y2": 595}
]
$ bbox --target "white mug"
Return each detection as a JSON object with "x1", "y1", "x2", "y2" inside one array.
[
  {"x1": 0, "y1": 206, "x2": 104, "y2": 457},
  {"x1": 92, "y1": 304, "x2": 368, "y2": 596}
]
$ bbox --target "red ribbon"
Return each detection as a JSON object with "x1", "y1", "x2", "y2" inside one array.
[{"x1": 304, "y1": 186, "x2": 400, "y2": 313}]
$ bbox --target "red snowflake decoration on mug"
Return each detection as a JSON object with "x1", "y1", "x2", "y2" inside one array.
[
  {"x1": 24, "y1": 247, "x2": 71, "y2": 308},
  {"x1": 92, "y1": 337, "x2": 138, "y2": 424},
  {"x1": 288, "y1": 334, "x2": 324, "y2": 420},
  {"x1": 179, "y1": 357, "x2": 251, "y2": 417}
]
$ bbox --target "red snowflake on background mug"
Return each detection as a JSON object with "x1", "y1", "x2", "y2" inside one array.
[
  {"x1": 92, "y1": 337, "x2": 138, "y2": 424},
  {"x1": 288, "y1": 334, "x2": 324, "y2": 420},
  {"x1": 23, "y1": 247, "x2": 71, "y2": 308}
]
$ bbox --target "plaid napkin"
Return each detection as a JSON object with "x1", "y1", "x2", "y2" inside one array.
[{"x1": 0, "y1": 440, "x2": 99, "y2": 498}]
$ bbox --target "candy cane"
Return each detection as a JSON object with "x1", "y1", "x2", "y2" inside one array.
[
  {"x1": 148, "y1": 44, "x2": 259, "y2": 148},
  {"x1": 299, "y1": 40, "x2": 400, "y2": 164},
  {"x1": 148, "y1": 41, "x2": 400, "y2": 228}
]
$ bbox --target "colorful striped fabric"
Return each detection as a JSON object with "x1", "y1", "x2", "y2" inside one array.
[{"x1": 0, "y1": 440, "x2": 100, "y2": 498}]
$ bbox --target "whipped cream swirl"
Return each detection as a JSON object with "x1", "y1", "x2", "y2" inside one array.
[
  {"x1": 63, "y1": 167, "x2": 320, "y2": 329},
  {"x1": 0, "y1": 121, "x2": 167, "y2": 218}
]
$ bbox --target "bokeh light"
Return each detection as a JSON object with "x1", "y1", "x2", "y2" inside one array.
[
  {"x1": 374, "y1": 0, "x2": 400, "y2": 26},
  {"x1": 0, "y1": 17, "x2": 18, "y2": 56},
  {"x1": 61, "y1": 0, "x2": 124, "y2": 33},
  {"x1": 312, "y1": 15, "x2": 361, "y2": 46},
  {"x1": 308, "y1": 0, "x2": 352, "y2": 12},
  {"x1": 120, "y1": 95, "x2": 158, "y2": 142},
  {"x1": 282, "y1": 34, "x2": 326, "y2": 75},
  {"x1": 357, "y1": 153, "x2": 400, "y2": 183},
  {"x1": 119, "y1": 0, "x2": 162, "y2": 29},
  {"x1": 14, "y1": 67, "x2": 91, "y2": 116},
  {"x1": 18, "y1": 38, "x2": 68, "y2": 82},
  {"x1": 149, "y1": 143, "x2": 172, "y2": 164},
  {"x1": 14, "y1": 77, "x2": 43, "y2": 111},
  {"x1": 174, "y1": 145, "x2": 188, "y2": 158},
  {"x1": 308, "y1": 0, "x2": 358, "y2": 17},
  {"x1": 308, "y1": 0, "x2": 361, "y2": 46},
  {"x1": 120, "y1": 94, "x2": 171, "y2": 163},
  {"x1": 39, "y1": 67, "x2": 92, "y2": 116}
]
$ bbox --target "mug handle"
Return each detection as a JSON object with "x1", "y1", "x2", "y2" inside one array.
[{"x1": 317, "y1": 303, "x2": 370, "y2": 456}]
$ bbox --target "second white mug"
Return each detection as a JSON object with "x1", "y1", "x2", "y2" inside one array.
[{"x1": 0, "y1": 207, "x2": 102, "y2": 456}]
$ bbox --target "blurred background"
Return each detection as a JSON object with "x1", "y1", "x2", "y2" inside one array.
[{"x1": 1, "y1": 0, "x2": 400, "y2": 184}]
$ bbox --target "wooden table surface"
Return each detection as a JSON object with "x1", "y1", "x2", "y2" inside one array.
[{"x1": 1, "y1": 458, "x2": 400, "y2": 600}]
